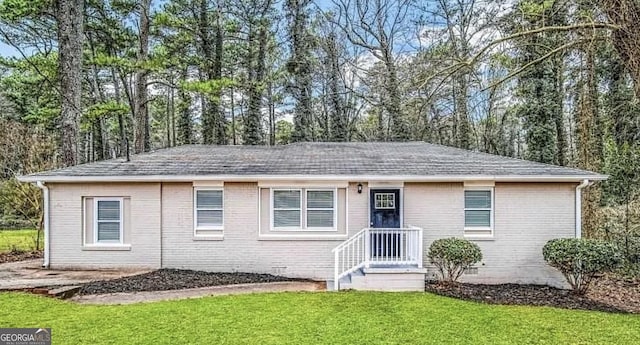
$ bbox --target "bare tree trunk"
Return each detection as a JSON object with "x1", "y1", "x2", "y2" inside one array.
[
  {"x1": 177, "y1": 68, "x2": 193, "y2": 145},
  {"x1": 88, "y1": 33, "x2": 109, "y2": 160},
  {"x1": 111, "y1": 67, "x2": 127, "y2": 157},
  {"x1": 454, "y1": 73, "x2": 471, "y2": 149},
  {"x1": 56, "y1": 0, "x2": 84, "y2": 166},
  {"x1": 243, "y1": 16, "x2": 269, "y2": 145},
  {"x1": 199, "y1": 0, "x2": 215, "y2": 144},
  {"x1": 134, "y1": 0, "x2": 151, "y2": 153},
  {"x1": 325, "y1": 32, "x2": 347, "y2": 142},
  {"x1": 577, "y1": 43, "x2": 603, "y2": 237},
  {"x1": 170, "y1": 78, "x2": 176, "y2": 146},
  {"x1": 213, "y1": 1, "x2": 226, "y2": 144},
  {"x1": 287, "y1": 0, "x2": 314, "y2": 142},
  {"x1": 554, "y1": 55, "x2": 567, "y2": 166},
  {"x1": 199, "y1": 0, "x2": 226, "y2": 145},
  {"x1": 166, "y1": 85, "x2": 172, "y2": 147},
  {"x1": 267, "y1": 81, "x2": 276, "y2": 146},
  {"x1": 230, "y1": 70, "x2": 237, "y2": 145}
]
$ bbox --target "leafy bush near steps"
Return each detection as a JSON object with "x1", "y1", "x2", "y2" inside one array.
[
  {"x1": 543, "y1": 238, "x2": 623, "y2": 295},
  {"x1": 428, "y1": 238, "x2": 482, "y2": 283}
]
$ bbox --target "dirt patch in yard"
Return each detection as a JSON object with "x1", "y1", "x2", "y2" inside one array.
[
  {"x1": 79, "y1": 269, "x2": 301, "y2": 295},
  {"x1": 0, "y1": 250, "x2": 42, "y2": 264},
  {"x1": 425, "y1": 280, "x2": 634, "y2": 314}
]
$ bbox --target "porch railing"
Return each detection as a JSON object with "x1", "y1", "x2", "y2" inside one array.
[{"x1": 332, "y1": 226, "x2": 423, "y2": 290}]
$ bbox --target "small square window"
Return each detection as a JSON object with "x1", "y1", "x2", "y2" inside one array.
[{"x1": 374, "y1": 193, "x2": 395, "y2": 209}]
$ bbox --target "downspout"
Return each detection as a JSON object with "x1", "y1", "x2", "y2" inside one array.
[
  {"x1": 36, "y1": 181, "x2": 50, "y2": 268},
  {"x1": 575, "y1": 179, "x2": 590, "y2": 238}
]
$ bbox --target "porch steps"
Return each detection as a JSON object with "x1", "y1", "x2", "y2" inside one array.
[
  {"x1": 337, "y1": 267, "x2": 427, "y2": 291},
  {"x1": 332, "y1": 226, "x2": 425, "y2": 291}
]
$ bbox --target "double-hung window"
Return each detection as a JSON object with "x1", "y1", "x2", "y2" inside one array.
[
  {"x1": 195, "y1": 189, "x2": 224, "y2": 230},
  {"x1": 306, "y1": 190, "x2": 335, "y2": 229},
  {"x1": 272, "y1": 190, "x2": 302, "y2": 229},
  {"x1": 464, "y1": 189, "x2": 493, "y2": 236},
  {"x1": 272, "y1": 189, "x2": 336, "y2": 230},
  {"x1": 94, "y1": 198, "x2": 123, "y2": 244}
]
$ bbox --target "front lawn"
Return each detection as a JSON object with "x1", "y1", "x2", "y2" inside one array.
[
  {"x1": 0, "y1": 229, "x2": 41, "y2": 252},
  {"x1": 1, "y1": 292, "x2": 638, "y2": 344}
]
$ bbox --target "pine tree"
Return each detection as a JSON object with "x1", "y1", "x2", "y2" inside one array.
[
  {"x1": 286, "y1": 0, "x2": 314, "y2": 142},
  {"x1": 56, "y1": 0, "x2": 84, "y2": 165}
]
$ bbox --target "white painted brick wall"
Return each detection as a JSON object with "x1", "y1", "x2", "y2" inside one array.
[
  {"x1": 405, "y1": 182, "x2": 575, "y2": 287},
  {"x1": 47, "y1": 181, "x2": 575, "y2": 286},
  {"x1": 48, "y1": 183, "x2": 161, "y2": 269},
  {"x1": 161, "y1": 182, "x2": 367, "y2": 279}
]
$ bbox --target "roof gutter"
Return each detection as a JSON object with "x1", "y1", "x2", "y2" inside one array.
[
  {"x1": 17, "y1": 174, "x2": 609, "y2": 184},
  {"x1": 575, "y1": 179, "x2": 592, "y2": 238},
  {"x1": 36, "y1": 181, "x2": 50, "y2": 268}
]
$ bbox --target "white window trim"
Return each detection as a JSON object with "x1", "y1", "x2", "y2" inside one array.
[
  {"x1": 194, "y1": 187, "x2": 224, "y2": 234},
  {"x1": 304, "y1": 188, "x2": 338, "y2": 231},
  {"x1": 271, "y1": 188, "x2": 303, "y2": 230},
  {"x1": 374, "y1": 192, "x2": 396, "y2": 209},
  {"x1": 463, "y1": 187, "x2": 494, "y2": 237},
  {"x1": 93, "y1": 197, "x2": 124, "y2": 245}
]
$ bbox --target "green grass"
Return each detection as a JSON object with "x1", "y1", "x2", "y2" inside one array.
[
  {"x1": 0, "y1": 229, "x2": 41, "y2": 252},
  {"x1": 0, "y1": 292, "x2": 639, "y2": 345}
]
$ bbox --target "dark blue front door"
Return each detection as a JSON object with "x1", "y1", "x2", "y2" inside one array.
[
  {"x1": 370, "y1": 189, "x2": 401, "y2": 228},
  {"x1": 370, "y1": 189, "x2": 401, "y2": 259}
]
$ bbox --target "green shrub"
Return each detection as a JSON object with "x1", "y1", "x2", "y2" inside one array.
[
  {"x1": 542, "y1": 238, "x2": 623, "y2": 294},
  {"x1": 428, "y1": 238, "x2": 482, "y2": 283}
]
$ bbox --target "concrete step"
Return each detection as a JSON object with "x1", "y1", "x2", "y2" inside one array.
[
  {"x1": 341, "y1": 268, "x2": 426, "y2": 291},
  {"x1": 47, "y1": 285, "x2": 82, "y2": 299}
]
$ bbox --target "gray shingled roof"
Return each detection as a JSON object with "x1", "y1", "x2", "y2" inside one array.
[{"x1": 20, "y1": 142, "x2": 605, "y2": 181}]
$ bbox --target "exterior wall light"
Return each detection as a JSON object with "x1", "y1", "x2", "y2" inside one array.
[{"x1": 357, "y1": 183, "x2": 363, "y2": 194}]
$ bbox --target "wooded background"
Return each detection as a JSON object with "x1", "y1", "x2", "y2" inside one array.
[{"x1": 0, "y1": 0, "x2": 638, "y2": 261}]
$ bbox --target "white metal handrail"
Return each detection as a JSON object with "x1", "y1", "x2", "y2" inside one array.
[{"x1": 332, "y1": 226, "x2": 423, "y2": 290}]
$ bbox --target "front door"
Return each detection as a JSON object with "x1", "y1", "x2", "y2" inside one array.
[{"x1": 370, "y1": 189, "x2": 401, "y2": 259}]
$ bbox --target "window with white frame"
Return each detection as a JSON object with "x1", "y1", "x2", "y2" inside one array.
[
  {"x1": 271, "y1": 189, "x2": 337, "y2": 230},
  {"x1": 272, "y1": 189, "x2": 302, "y2": 228},
  {"x1": 464, "y1": 189, "x2": 493, "y2": 232},
  {"x1": 306, "y1": 190, "x2": 335, "y2": 228},
  {"x1": 374, "y1": 192, "x2": 396, "y2": 209},
  {"x1": 94, "y1": 198, "x2": 123, "y2": 243},
  {"x1": 195, "y1": 189, "x2": 224, "y2": 230}
]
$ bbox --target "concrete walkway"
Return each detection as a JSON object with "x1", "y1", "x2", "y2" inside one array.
[
  {"x1": 71, "y1": 281, "x2": 326, "y2": 305},
  {"x1": 0, "y1": 259, "x2": 150, "y2": 290}
]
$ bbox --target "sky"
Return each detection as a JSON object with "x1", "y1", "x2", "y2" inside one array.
[{"x1": 0, "y1": 41, "x2": 19, "y2": 57}]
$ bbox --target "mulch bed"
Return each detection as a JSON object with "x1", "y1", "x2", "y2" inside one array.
[
  {"x1": 79, "y1": 269, "x2": 299, "y2": 295},
  {"x1": 425, "y1": 280, "x2": 634, "y2": 314},
  {"x1": 587, "y1": 275, "x2": 640, "y2": 314},
  {"x1": 0, "y1": 250, "x2": 42, "y2": 264}
]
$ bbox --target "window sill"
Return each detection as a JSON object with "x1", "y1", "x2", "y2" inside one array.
[
  {"x1": 270, "y1": 228, "x2": 338, "y2": 232},
  {"x1": 259, "y1": 234, "x2": 347, "y2": 241},
  {"x1": 192, "y1": 235, "x2": 224, "y2": 241},
  {"x1": 82, "y1": 244, "x2": 131, "y2": 251},
  {"x1": 195, "y1": 227, "x2": 224, "y2": 231},
  {"x1": 463, "y1": 235, "x2": 495, "y2": 241}
]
